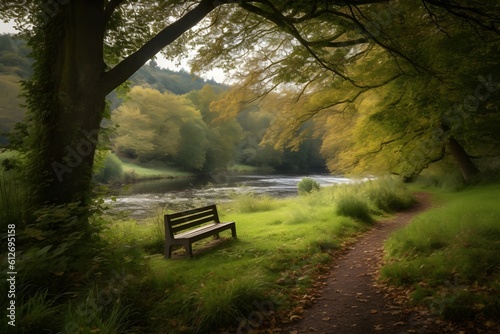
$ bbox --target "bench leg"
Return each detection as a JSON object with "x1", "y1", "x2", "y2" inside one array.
[
  {"x1": 183, "y1": 241, "x2": 193, "y2": 258},
  {"x1": 165, "y1": 244, "x2": 173, "y2": 259},
  {"x1": 231, "y1": 226, "x2": 237, "y2": 238}
]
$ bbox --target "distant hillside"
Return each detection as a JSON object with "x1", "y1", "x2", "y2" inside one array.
[
  {"x1": 130, "y1": 60, "x2": 226, "y2": 95},
  {"x1": 0, "y1": 34, "x2": 32, "y2": 145},
  {"x1": 0, "y1": 34, "x2": 227, "y2": 145}
]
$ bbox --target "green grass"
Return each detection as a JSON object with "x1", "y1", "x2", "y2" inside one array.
[
  {"x1": 121, "y1": 161, "x2": 192, "y2": 180},
  {"x1": 2, "y1": 176, "x2": 415, "y2": 333},
  {"x1": 227, "y1": 164, "x2": 274, "y2": 174},
  {"x1": 0, "y1": 151, "x2": 28, "y2": 228},
  {"x1": 95, "y1": 177, "x2": 414, "y2": 333},
  {"x1": 231, "y1": 193, "x2": 278, "y2": 213},
  {"x1": 381, "y1": 183, "x2": 500, "y2": 321}
]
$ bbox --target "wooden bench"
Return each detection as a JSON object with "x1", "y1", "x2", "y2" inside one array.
[{"x1": 164, "y1": 204, "x2": 237, "y2": 258}]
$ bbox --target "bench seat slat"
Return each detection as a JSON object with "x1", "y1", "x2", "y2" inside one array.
[
  {"x1": 168, "y1": 211, "x2": 217, "y2": 226},
  {"x1": 171, "y1": 216, "x2": 218, "y2": 234},
  {"x1": 175, "y1": 222, "x2": 235, "y2": 239},
  {"x1": 167, "y1": 205, "x2": 215, "y2": 220}
]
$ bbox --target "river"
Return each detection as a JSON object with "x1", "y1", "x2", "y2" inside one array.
[{"x1": 106, "y1": 174, "x2": 356, "y2": 219}]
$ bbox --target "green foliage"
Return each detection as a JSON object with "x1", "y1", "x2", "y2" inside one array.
[
  {"x1": 129, "y1": 64, "x2": 224, "y2": 95},
  {"x1": 15, "y1": 289, "x2": 62, "y2": 333},
  {"x1": 297, "y1": 177, "x2": 320, "y2": 194},
  {"x1": 63, "y1": 284, "x2": 135, "y2": 334},
  {"x1": 381, "y1": 184, "x2": 500, "y2": 321},
  {"x1": 175, "y1": 121, "x2": 209, "y2": 171},
  {"x1": 189, "y1": 276, "x2": 268, "y2": 333},
  {"x1": 415, "y1": 172, "x2": 466, "y2": 191},
  {"x1": 363, "y1": 177, "x2": 415, "y2": 212},
  {"x1": 233, "y1": 193, "x2": 277, "y2": 213},
  {"x1": 330, "y1": 177, "x2": 414, "y2": 222},
  {"x1": 94, "y1": 152, "x2": 124, "y2": 183},
  {"x1": 144, "y1": 210, "x2": 167, "y2": 254},
  {"x1": 112, "y1": 86, "x2": 245, "y2": 173},
  {"x1": 0, "y1": 151, "x2": 28, "y2": 227},
  {"x1": 334, "y1": 192, "x2": 373, "y2": 223}
]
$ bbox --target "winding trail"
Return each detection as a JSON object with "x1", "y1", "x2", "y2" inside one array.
[{"x1": 281, "y1": 192, "x2": 435, "y2": 334}]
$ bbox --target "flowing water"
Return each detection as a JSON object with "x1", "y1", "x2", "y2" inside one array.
[{"x1": 106, "y1": 174, "x2": 356, "y2": 219}]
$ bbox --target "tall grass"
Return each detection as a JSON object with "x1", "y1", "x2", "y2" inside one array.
[
  {"x1": 232, "y1": 193, "x2": 278, "y2": 213},
  {"x1": 64, "y1": 284, "x2": 136, "y2": 334},
  {"x1": 381, "y1": 184, "x2": 500, "y2": 321},
  {"x1": 15, "y1": 289, "x2": 62, "y2": 333},
  {"x1": 331, "y1": 176, "x2": 415, "y2": 222},
  {"x1": 0, "y1": 168, "x2": 28, "y2": 228}
]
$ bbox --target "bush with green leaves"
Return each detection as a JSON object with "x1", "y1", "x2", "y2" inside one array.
[
  {"x1": 363, "y1": 177, "x2": 415, "y2": 212},
  {"x1": 334, "y1": 191, "x2": 373, "y2": 223},
  {"x1": 297, "y1": 177, "x2": 320, "y2": 194},
  {"x1": 94, "y1": 152, "x2": 124, "y2": 183}
]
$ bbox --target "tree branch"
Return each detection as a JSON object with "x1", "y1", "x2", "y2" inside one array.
[
  {"x1": 100, "y1": 0, "x2": 232, "y2": 95},
  {"x1": 239, "y1": 1, "x2": 370, "y2": 88}
]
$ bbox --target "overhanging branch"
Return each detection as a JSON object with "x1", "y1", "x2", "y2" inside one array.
[{"x1": 100, "y1": 0, "x2": 235, "y2": 95}]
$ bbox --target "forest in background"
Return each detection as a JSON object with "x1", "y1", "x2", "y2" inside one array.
[{"x1": 0, "y1": 34, "x2": 326, "y2": 176}]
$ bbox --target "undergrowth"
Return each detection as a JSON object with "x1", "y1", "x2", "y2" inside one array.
[{"x1": 381, "y1": 183, "x2": 500, "y2": 322}]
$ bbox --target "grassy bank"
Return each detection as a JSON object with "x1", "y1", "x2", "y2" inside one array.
[
  {"x1": 120, "y1": 160, "x2": 192, "y2": 180},
  {"x1": 98, "y1": 154, "x2": 270, "y2": 184},
  {"x1": 1, "y1": 177, "x2": 415, "y2": 333},
  {"x1": 381, "y1": 183, "x2": 500, "y2": 323}
]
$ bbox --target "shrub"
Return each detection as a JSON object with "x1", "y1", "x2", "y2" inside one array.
[
  {"x1": 94, "y1": 152, "x2": 124, "y2": 183},
  {"x1": 123, "y1": 170, "x2": 138, "y2": 183},
  {"x1": 335, "y1": 191, "x2": 373, "y2": 223},
  {"x1": 0, "y1": 169, "x2": 28, "y2": 228},
  {"x1": 363, "y1": 177, "x2": 415, "y2": 212},
  {"x1": 297, "y1": 177, "x2": 320, "y2": 195}
]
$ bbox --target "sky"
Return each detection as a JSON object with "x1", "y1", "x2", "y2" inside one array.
[{"x1": 0, "y1": 19, "x2": 227, "y2": 83}]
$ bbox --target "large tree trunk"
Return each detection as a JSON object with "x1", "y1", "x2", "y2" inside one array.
[
  {"x1": 439, "y1": 123, "x2": 478, "y2": 183},
  {"x1": 28, "y1": 1, "x2": 107, "y2": 222},
  {"x1": 447, "y1": 136, "x2": 478, "y2": 183},
  {"x1": 26, "y1": 0, "x2": 220, "y2": 226}
]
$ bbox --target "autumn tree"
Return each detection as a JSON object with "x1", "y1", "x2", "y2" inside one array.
[
  {"x1": 113, "y1": 86, "x2": 204, "y2": 162},
  {"x1": 244, "y1": 1, "x2": 500, "y2": 182}
]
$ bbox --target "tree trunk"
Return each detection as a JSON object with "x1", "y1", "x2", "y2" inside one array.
[
  {"x1": 447, "y1": 136, "x2": 478, "y2": 183},
  {"x1": 27, "y1": 0, "x2": 221, "y2": 226},
  {"x1": 28, "y1": 1, "x2": 107, "y2": 219},
  {"x1": 439, "y1": 123, "x2": 478, "y2": 183}
]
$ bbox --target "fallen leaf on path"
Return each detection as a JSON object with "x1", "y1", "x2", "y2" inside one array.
[
  {"x1": 370, "y1": 309, "x2": 378, "y2": 314},
  {"x1": 374, "y1": 324, "x2": 384, "y2": 330}
]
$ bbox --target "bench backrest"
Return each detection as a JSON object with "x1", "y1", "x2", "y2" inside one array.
[{"x1": 165, "y1": 204, "x2": 220, "y2": 238}]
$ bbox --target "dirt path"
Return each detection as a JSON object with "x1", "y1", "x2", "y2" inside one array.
[{"x1": 281, "y1": 192, "x2": 435, "y2": 334}]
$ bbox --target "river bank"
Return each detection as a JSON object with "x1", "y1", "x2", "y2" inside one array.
[{"x1": 105, "y1": 173, "x2": 358, "y2": 219}]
